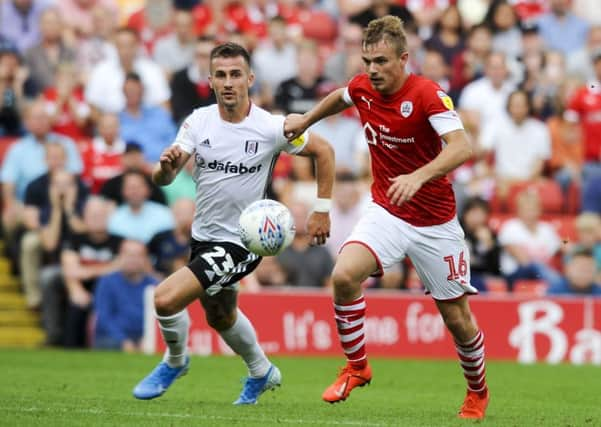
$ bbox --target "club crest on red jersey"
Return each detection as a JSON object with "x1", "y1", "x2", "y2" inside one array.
[{"x1": 400, "y1": 101, "x2": 413, "y2": 118}]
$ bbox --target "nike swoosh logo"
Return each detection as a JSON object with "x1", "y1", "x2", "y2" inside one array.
[{"x1": 334, "y1": 379, "x2": 348, "y2": 397}]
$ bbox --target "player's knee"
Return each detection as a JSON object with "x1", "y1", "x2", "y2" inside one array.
[
  {"x1": 206, "y1": 309, "x2": 236, "y2": 331},
  {"x1": 154, "y1": 289, "x2": 178, "y2": 317},
  {"x1": 332, "y1": 267, "x2": 361, "y2": 301}
]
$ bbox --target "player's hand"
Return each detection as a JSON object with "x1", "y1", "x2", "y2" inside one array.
[
  {"x1": 159, "y1": 145, "x2": 183, "y2": 174},
  {"x1": 306, "y1": 211, "x2": 331, "y2": 246},
  {"x1": 69, "y1": 286, "x2": 92, "y2": 308},
  {"x1": 284, "y1": 113, "x2": 308, "y2": 141},
  {"x1": 387, "y1": 172, "x2": 426, "y2": 206}
]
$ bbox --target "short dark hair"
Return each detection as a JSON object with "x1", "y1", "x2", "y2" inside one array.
[
  {"x1": 210, "y1": 42, "x2": 251, "y2": 69},
  {"x1": 115, "y1": 26, "x2": 140, "y2": 40},
  {"x1": 506, "y1": 89, "x2": 533, "y2": 116},
  {"x1": 124, "y1": 71, "x2": 142, "y2": 84}
]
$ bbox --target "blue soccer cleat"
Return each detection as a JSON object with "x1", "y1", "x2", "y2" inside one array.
[
  {"x1": 133, "y1": 356, "x2": 190, "y2": 400},
  {"x1": 233, "y1": 364, "x2": 282, "y2": 405}
]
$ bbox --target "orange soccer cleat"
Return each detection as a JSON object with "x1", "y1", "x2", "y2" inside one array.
[
  {"x1": 322, "y1": 363, "x2": 372, "y2": 403},
  {"x1": 458, "y1": 389, "x2": 490, "y2": 420}
]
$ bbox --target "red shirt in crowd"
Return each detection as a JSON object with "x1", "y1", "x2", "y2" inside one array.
[{"x1": 566, "y1": 83, "x2": 601, "y2": 162}]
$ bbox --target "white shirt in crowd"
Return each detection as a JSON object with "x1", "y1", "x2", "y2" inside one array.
[
  {"x1": 498, "y1": 219, "x2": 561, "y2": 275},
  {"x1": 480, "y1": 116, "x2": 551, "y2": 181},
  {"x1": 85, "y1": 57, "x2": 170, "y2": 113},
  {"x1": 174, "y1": 103, "x2": 308, "y2": 245}
]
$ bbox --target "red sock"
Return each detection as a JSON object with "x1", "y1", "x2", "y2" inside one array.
[
  {"x1": 455, "y1": 330, "x2": 487, "y2": 394},
  {"x1": 334, "y1": 295, "x2": 367, "y2": 369}
]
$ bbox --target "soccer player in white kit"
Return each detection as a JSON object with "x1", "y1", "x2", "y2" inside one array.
[
  {"x1": 132, "y1": 43, "x2": 334, "y2": 404},
  {"x1": 284, "y1": 16, "x2": 489, "y2": 419}
]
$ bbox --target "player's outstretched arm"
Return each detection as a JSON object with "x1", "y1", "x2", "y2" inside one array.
[
  {"x1": 387, "y1": 129, "x2": 474, "y2": 206},
  {"x1": 284, "y1": 88, "x2": 350, "y2": 140},
  {"x1": 296, "y1": 132, "x2": 335, "y2": 245},
  {"x1": 152, "y1": 145, "x2": 191, "y2": 186}
]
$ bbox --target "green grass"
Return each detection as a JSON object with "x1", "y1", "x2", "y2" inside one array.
[{"x1": 1, "y1": 349, "x2": 599, "y2": 426}]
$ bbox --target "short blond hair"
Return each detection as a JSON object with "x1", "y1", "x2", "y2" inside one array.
[{"x1": 363, "y1": 15, "x2": 408, "y2": 55}]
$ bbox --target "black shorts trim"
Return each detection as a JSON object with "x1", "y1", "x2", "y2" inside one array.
[{"x1": 187, "y1": 240, "x2": 261, "y2": 291}]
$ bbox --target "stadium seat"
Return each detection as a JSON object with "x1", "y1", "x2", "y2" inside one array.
[
  {"x1": 298, "y1": 10, "x2": 337, "y2": 43},
  {"x1": 545, "y1": 214, "x2": 578, "y2": 244},
  {"x1": 484, "y1": 277, "x2": 509, "y2": 294},
  {"x1": 505, "y1": 180, "x2": 564, "y2": 214},
  {"x1": 513, "y1": 279, "x2": 548, "y2": 296}
]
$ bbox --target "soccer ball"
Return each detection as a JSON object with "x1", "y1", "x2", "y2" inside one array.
[{"x1": 238, "y1": 199, "x2": 295, "y2": 256}]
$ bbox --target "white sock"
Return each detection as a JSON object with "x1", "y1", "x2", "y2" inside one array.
[
  {"x1": 157, "y1": 310, "x2": 190, "y2": 368},
  {"x1": 219, "y1": 309, "x2": 271, "y2": 378}
]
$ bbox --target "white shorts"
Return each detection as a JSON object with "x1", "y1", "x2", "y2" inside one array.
[{"x1": 342, "y1": 202, "x2": 478, "y2": 300}]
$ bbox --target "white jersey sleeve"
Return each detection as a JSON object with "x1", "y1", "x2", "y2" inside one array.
[
  {"x1": 342, "y1": 87, "x2": 354, "y2": 105},
  {"x1": 272, "y1": 114, "x2": 309, "y2": 155},
  {"x1": 173, "y1": 112, "x2": 199, "y2": 154}
]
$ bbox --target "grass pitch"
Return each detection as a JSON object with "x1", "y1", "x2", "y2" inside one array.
[{"x1": 1, "y1": 349, "x2": 599, "y2": 426}]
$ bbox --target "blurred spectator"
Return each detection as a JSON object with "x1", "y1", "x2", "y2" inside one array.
[
  {"x1": 107, "y1": 170, "x2": 174, "y2": 243},
  {"x1": 153, "y1": 10, "x2": 196, "y2": 76},
  {"x1": 153, "y1": 9, "x2": 196, "y2": 76},
  {"x1": 0, "y1": 0, "x2": 52, "y2": 53},
  {"x1": 1, "y1": 101, "x2": 82, "y2": 235},
  {"x1": 0, "y1": 42, "x2": 36, "y2": 136},
  {"x1": 61, "y1": 197, "x2": 122, "y2": 347},
  {"x1": 277, "y1": 200, "x2": 333, "y2": 287},
  {"x1": 459, "y1": 51, "x2": 516, "y2": 139},
  {"x1": 99, "y1": 141, "x2": 167, "y2": 205},
  {"x1": 170, "y1": 35, "x2": 216, "y2": 125},
  {"x1": 324, "y1": 22, "x2": 364, "y2": 85},
  {"x1": 536, "y1": 0, "x2": 589, "y2": 55},
  {"x1": 75, "y1": 4, "x2": 119, "y2": 83},
  {"x1": 480, "y1": 90, "x2": 551, "y2": 192},
  {"x1": 565, "y1": 53, "x2": 601, "y2": 182},
  {"x1": 405, "y1": 20, "x2": 426, "y2": 75},
  {"x1": 498, "y1": 189, "x2": 562, "y2": 289},
  {"x1": 274, "y1": 39, "x2": 327, "y2": 114},
  {"x1": 161, "y1": 157, "x2": 195, "y2": 205},
  {"x1": 118, "y1": 72, "x2": 176, "y2": 163},
  {"x1": 406, "y1": 0, "x2": 447, "y2": 39},
  {"x1": 57, "y1": 0, "x2": 119, "y2": 41},
  {"x1": 547, "y1": 249, "x2": 601, "y2": 296},
  {"x1": 125, "y1": 0, "x2": 173, "y2": 54},
  {"x1": 420, "y1": 49, "x2": 451, "y2": 92},
  {"x1": 567, "y1": 25, "x2": 601, "y2": 82},
  {"x1": 253, "y1": 256, "x2": 287, "y2": 287},
  {"x1": 459, "y1": 197, "x2": 501, "y2": 291},
  {"x1": 547, "y1": 78, "x2": 583, "y2": 195},
  {"x1": 450, "y1": 24, "x2": 493, "y2": 96},
  {"x1": 581, "y1": 173, "x2": 601, "y2": 214},
  {"x1": 85, "y1": 27, "x2": 170, "y2": 113},
  {"x1": 148, "y1": 197, "x2": 193, "y2": 274},
  {"x1": 424, "y1": 5, "x2": 465, "y2": 67},
  {"x1": 511, "y1": 0, "x2": 548, "y2": 23},
  {"x1": 251, "y1": 16, "x2": 298, "y2": 104},
  {"x1": 21, "y1": 142, "x2": 87, "y2": 310},
  {"x1": 24, "y1": 8, "x2": 76, "y2": 94},
  {"x1": 310, "y1": 113, "x2": 363, "y2": 175},
  {"x1": 81, "y1": 113, "x2": 126, "y2": 193},
  {"x1": 41, "y1": 62, "x2": 91, "y2": 142},
  {"x1": 486, "y1": 0, "x2": 523, "y2": 60},
  {"x1": 94, "y1": 239, "x2": 157, "y2": 350},
  {"x1": 349, "y1": 0, "x2": 413, "y2": 30},
  {"x1": 573, "y1": 0, "x2": 601, "y2": 26},
  {"x1": 563, "y1": 212, "x2": 601, "y2": 270},
  {"x1": 326, "y1": 172, "x2": 364, "y2": 260},
  {"x1": 520, "y1": 50, "x2": 566, "y2": 118}
]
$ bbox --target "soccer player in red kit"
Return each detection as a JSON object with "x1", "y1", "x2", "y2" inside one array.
[{"x1": 284, "y1": 16, "x2": 489, "y2": 419}]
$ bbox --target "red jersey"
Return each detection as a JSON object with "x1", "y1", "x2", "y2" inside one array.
[
  {"x1": 345, "y1": 73, "x2": 464, "y2": 226},
  {"x1": 42, "y1": 86, "x2": 91, "y2": 142},
  {"x1": 566, "y1": 84, "x2": 601, "y2": 162},
  {"x1": 80, "y1": 137, "x2": 125, "y2": 193}
]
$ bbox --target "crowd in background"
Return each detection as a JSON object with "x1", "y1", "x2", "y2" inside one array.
[{"x1": 1, "y1": 0, "x2": 601, "y2": 350}]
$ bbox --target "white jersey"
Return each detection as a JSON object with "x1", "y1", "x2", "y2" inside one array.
[{"x1": 174, "y1": 103, "x2": 308, "y2": 245}]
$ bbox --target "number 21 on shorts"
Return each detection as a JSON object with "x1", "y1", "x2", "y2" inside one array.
[{"x1": 443, "y1": 251, "x2": 468, "y2": 281}]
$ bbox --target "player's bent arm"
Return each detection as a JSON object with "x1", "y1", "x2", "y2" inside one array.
[
  {"x1": 296, "y1": 133, "x2": 335, "y2": 199},
  {"x1": 286, "y1": 88, "x2": 350, "y2": 139},
  {"x1": 414, "y1": 129, "x2": 474, "y2": 184},
  {"x1": 152, "y1": 147, "x2": 192, "y2": 186}
]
